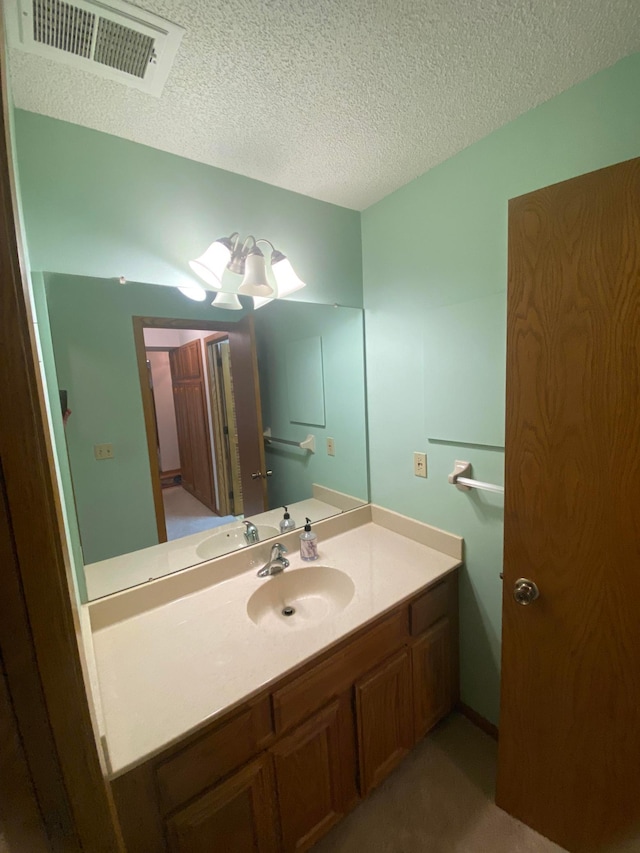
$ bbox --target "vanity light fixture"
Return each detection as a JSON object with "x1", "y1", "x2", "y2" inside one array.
[
  {"x1": 178, "y1": 284, "x2": 208, "y2": 302},
  {"x1": 187, "y1": 233, "x2": 306, "y2": 309},
  {"x1": 211, "y1": 291, "x2": 243, "y2": 310}
]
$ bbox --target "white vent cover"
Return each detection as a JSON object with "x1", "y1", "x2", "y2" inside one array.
[{"x1": 8, "y1": 0, "x2": 184, "y2": 96}]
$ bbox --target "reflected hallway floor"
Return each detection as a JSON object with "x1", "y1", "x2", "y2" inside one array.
[
  {"x1": 162, "y1": 486, "x2": 235, "y2": 540},
  {"x1": 312, "y1": 713, "x2": 566, "y2": 853}
]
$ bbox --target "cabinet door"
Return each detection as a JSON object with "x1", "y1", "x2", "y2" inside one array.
[
  {"x1": 355, "y1": 648, "x2": 413, "y2": 796},
  {"x1": 411, "y1": 617, "x2": 453, "y2": 741},
  {"x1": 272, "y1": 699, "x2": 355, "y2": 852},
  {"x1": 165, "y1": 755, "x2": 278, "y2": 853}
]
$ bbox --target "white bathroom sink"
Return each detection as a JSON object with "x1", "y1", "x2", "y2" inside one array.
[
  {"x1": 247, "y1": 566, "x2": 355, "y2": 630},
  {"x1": 196, "y1": 524, "x2": 280, "y2": 560}
]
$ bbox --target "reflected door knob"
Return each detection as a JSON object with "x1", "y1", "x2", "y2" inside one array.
[{"x1": 513, "y1": 578, "x2": 540, "y2": 606}]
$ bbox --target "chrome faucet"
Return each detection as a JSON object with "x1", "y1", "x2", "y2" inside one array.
[
  {"x1": 257, "y1": 543, "x2": 289, "y2": 577},
  {"x1": 243, "y1": 520, "x2": 259, "y2": 544}
]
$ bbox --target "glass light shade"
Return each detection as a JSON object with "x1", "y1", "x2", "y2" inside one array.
[
  {"x1": 189, "y1": 239, "x2": 231, "y2": 289},
  {"x1": 253, "y1": 295, "x2": 274, "y2": 310},
  {"x1": 212, "y1": 291, "x2": 243, "y2": 310},
  {"x1": 238, "y1": 249, "x2": 274, "y2": 297},
  {"x1": 271, "y1": 254, "x2": 306, "y2": 297},
  {"x1": 178, "y1": 285, "x2": 208, "y2": 302}
]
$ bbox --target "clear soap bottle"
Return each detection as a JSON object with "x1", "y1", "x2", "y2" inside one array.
[
  {"x1": 279, "y1": 506, "x2": 296, "y2": 534},
  {"x1": 300, "y1": 517, "x2": 319, "y2": 561}
]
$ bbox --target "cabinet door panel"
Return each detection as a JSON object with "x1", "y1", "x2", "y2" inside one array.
[
  {"x1": 272, "y1": 699, "x2": 353, "y2": 852},
  {"x1": 166, "y1": 755, "x2": 277, "y2": 853},
  {"x1": 355, "y1": 648, "x2": 412, "y2": 796},
  {"x1": 412, "y1": 617, "x2": 453, "y2": 741}
]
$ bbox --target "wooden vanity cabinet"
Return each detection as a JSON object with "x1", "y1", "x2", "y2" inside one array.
[
  {"x1": 271, "y1": 695, "x2": 356, "y2": 852},
  {"x1": 111, "y1": 571, "x2": 458, "y2": 853},
  {"x1": 411, "y1": 617, "x2": 454, "y2": 741},
  {"x1": 166, "y1": 755, "x2": 278, "y2": 853},
  {"x1": 355, "y1": 648, "x2": 413, "y2": 796}
]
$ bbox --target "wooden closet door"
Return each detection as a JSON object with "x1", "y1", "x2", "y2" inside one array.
[
  {"x1": 169, "y1": 341, "x2": 216, "y2": 512},
  {"x1": 497, "y1": 157, "x2": 640, "y2": 852}
]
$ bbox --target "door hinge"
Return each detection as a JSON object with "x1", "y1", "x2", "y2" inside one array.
[
  {"x1": 228, "y1": 490, "x2": 234, "y2": 499},
  {"x1": 223, "y1": 425, "x2": 229, "y2": 435}
]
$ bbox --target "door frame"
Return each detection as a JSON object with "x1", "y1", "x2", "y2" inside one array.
[
  {"x1": 204, "y1": 332, "x2": 235, "y2": 517},
  {"x1": 133, "y1": 314, "x2": 266, "y2": 540},
  {"x1": 0, "y1": 19, "x2": 124, "y2": 851}
]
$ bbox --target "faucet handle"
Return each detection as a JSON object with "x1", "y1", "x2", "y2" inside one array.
[{"x1": 273, "y1": 542, "x2": 288, "y2": 555}]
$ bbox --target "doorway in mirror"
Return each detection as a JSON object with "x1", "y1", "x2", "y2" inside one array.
[{"x1": 137, "y1": 317, "x2": 268, "y2": 544}]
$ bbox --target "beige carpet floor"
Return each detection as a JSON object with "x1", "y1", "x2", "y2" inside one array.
[
  {"x1": 162, "y1": 486, "x2": 235, "y2": 539},
  {"x1": 312, "y1": 714, "x2": 566, "y2": 853}
]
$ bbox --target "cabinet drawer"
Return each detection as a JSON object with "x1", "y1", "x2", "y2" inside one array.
[
  {"x1": 410, "y1": 578, "x2": 451, "y2": 636},
  {"x1": 273, "y1": 609, "x2": 408, "y2": 734},
  {"x1": 156, "y1": 695, "x2": 273, "y2": 814}
]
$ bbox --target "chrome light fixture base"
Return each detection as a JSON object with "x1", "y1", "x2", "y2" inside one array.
[{"x1": 186, "y1": 233, "x2": 306, "y2": 306}]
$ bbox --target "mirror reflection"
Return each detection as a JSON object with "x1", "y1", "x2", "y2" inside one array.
[{"x1": 40, "y1": 272, "x2": 368, "y2": 599}]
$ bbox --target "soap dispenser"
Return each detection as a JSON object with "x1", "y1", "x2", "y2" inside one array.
[
  {"x1": 279, "y1": 506, "x2": 296, "y2": 534},
  {"x1": 300, "y1": 517, "x2": 318, "y2": 561}
]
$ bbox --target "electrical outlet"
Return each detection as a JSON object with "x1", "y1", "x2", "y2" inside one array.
[
  {"x1": 326, "y1": 437, "x2": 336, "y2": 457},
  {"x1": 413, "y1": 451, "x2": 427, "y2": 478},
  {"x1": 94, "y1": 443, "x2": 114, "y2": 460}
]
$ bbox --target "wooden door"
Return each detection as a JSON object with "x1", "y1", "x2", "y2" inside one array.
[
  {"x1": 169, "y1": 340, "x2": 217, "y2": 513},
  {"x1": 227, "y1": 316, "x2": 268, "y2": 516},
  {"x1": 411, "y1": 617, "x2": 453, "y2": 741},
  {"x1": 0, "y1": 33, "x2": 124, "y2": 848},
  {"x1": 355, "y1": 648, "x2": 413, "y2": 796},
  {"x1": 166, "y1": 755, "x2": 278, "y2": 853},
  {"x1": 497, "y1": 157, "x2": 640, "y2": 852},
  {"x1": 271, "y1": 699, "x2": 355, "y2": 852}
]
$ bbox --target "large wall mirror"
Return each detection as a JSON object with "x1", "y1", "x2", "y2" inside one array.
[{"x1": 37, "y1": 272, "x2": 369, "y2": 600}]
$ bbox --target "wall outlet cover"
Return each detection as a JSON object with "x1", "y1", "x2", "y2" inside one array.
[
  {"x1": 413, "y1": 451, "x2": 427, "y2": 478},
  {"x1": 94, "y1": 443, "x2": 114, "y2": 460},
  {"x1": 326, "y1": 437, "x2": 335, "y2": 456}
]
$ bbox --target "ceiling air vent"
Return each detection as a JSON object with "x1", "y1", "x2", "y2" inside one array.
[{"x1": 9, "y1": 0, "x2": 184, "y2": 96}]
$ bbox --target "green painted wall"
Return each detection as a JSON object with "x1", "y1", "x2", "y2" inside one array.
[
  {"x1": 31, "y1": 272, "x2": 89, "y2": 601},
  {"x1": 255, "y1": 301, "x2": 368, "y2": 509},
  {"x1": 6, "y1": 80, "x2": 87, "y2": 603},
  {"x1": 14, "y1": 110, "x2": 362, "y2": 308},
  {"x1": 43, "y1": 273, "x2": 249, "y2": 564},
  {"x1": 14, "y1": 110, "x2": 362, "y2": 596},
  {"x1": 362, "y1": 52, "x2": 640, "y2": 724},
  {"x1": 12, "y1": 53, "x2": 640, "y2": 718}
]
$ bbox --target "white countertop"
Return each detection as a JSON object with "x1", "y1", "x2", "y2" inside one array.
[
  {"x1": 91, "y1": 520, "x2": 460, "y2": 778},
  {"x1": 85, "y1": 497, "x2": 344, "y2": 600}
]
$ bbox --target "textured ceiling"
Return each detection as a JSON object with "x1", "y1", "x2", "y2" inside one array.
[{"x1": 7, "y1": 0, "x2": 640, "y2": 209}]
